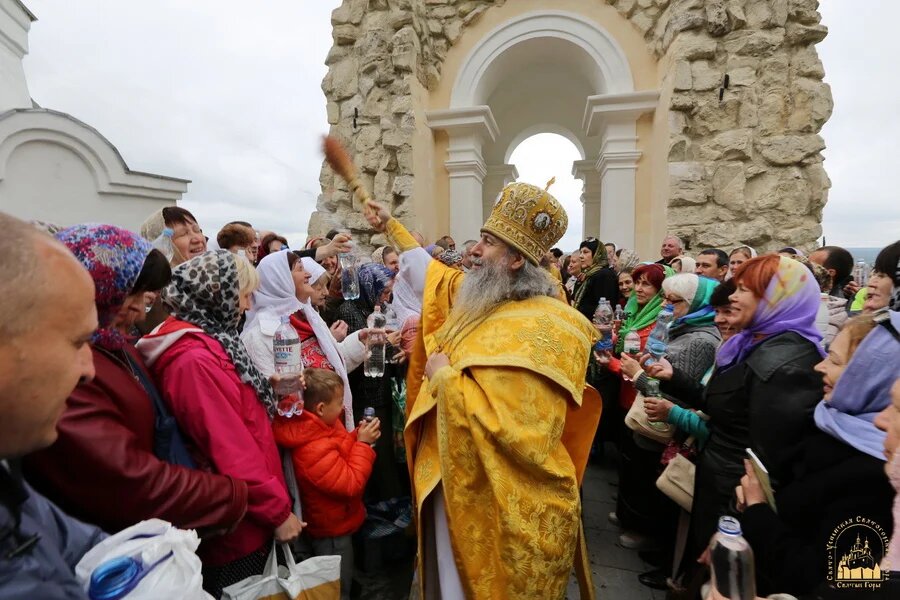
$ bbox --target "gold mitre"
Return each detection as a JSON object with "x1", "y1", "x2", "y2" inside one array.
[{"x1": 481, "y1": 181, "x2": 568, "y2": 265}]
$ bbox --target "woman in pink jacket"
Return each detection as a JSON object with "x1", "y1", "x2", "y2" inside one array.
[{"x1": 137, "y1": 250, "x2": 303, "y2": 598}]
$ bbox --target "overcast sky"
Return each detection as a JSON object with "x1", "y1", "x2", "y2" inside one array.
[{"x1": 22, "y1": 1, "x2": 899, "y2": 251}]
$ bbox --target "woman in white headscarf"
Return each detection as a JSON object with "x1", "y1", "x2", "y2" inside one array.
[{"x1": 241, "y1": 251, "x2": 366, "y2": 431}]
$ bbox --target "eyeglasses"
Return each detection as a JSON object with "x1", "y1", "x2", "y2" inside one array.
[{"x1": 664, "y1": 296, "x2": 686, "y2": 305}]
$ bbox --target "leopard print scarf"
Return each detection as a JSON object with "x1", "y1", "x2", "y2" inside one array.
[{"x1": 163, "y1": 251, "x2": 276, "y2": 416}]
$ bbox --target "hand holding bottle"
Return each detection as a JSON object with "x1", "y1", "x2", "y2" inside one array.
[{"x1": 357, "y1": 417, "x2": 381, "y2": 445}]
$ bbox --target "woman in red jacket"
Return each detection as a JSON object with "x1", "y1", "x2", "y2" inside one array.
[
  {"x1": 24, "y1": 224, "x2": 248, "y2": 537},
  {"x1": 137, "y1": 250, "x2": 302, "y2": 597}
]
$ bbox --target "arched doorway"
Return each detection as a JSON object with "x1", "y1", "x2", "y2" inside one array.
[
  {"x1": 508, "y1": 132, "x2": 585, "y2": 252},
  {"x1": 426, "y1": 9, "x2": 659, "y2": 251}
]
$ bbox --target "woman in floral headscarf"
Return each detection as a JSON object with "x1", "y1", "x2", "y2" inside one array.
[
  {"x1": 335, "y1": 263, "x2": 406, "y2": 503},
  {"x1": 136, "y1": 250, "x2": 302, "y2": 597},
  {"x1": 689, "y1": 255, "x2": 824, "y2": 561},
  {"x1": 24, "y1": 225, "x2": 249, "y2": 543}
]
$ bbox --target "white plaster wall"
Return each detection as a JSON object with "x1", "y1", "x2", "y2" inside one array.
[
  {"x1": 0, "y1": 0, "x2": 32, "y2": 111},
  {"x1": 0, "y1": 140, "x2": 174, "y2": 231}
]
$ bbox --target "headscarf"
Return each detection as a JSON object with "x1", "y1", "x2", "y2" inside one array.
[
  {"x1": 814, "y1": 311, "x2": 900, "y2": 460},
  {"x1": 372, "y1": 246, "x2": 387, "y2": 266},
  {"x1": 437, "y1": 249, "x2": 463, "y2": 267},
  {"x1": 304, "y1": 236, "x2": 324, "y2": 250},
  {"x1": 731, "y1": 245, "x2": 758, "y2": 258},
  {"x1": 673, "y1": 255, "x2": 696, "y2": 274},
  {"x1": 301, "y1": 256, "x2": 326, "y2": 284},
  {"x1": 140, "y1": 209, "x2": 167, "y2": 243},
  {"x1": 616, "y1": 249, "x2": 641, "y2": 273},
  {"x1": 668, "y1": 274, "x2": 719, "y2": 328},
  {"x1": 716, "y1": 256, "x2": 824, "y2": 367},
  {"x1": 139, "y1": 208, "x2": 184, "y2": 266},
  {"x1": 56, "y1": 224, "x2": 153, "y2": 351},
  {"x1": 244, "y1": 250, "x2": 303, "y2": 335},
  {"x1": 358, "y1": 263, "x2": 395, "y2": 311},
  {"x1": 615, "y1": 263, "x2": 671, "y2": 353},
  {"x1": 573, "y1": 238, "x2": 610, "y2": 308},
  {"x1": 163, "y1": 250, "x2": 277, "y2": 415}
]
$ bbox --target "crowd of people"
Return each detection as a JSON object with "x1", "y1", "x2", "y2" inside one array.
[{"x1": 1, "y1": 186, "x2": 899, "y2": 600}]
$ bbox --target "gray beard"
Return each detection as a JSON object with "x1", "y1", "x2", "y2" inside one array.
[{"x1": 451, "y1": 254, "x2": 557, "y2": 323}]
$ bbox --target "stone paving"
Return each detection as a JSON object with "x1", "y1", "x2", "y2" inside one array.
[{"x1": 353, "y1": 451, "x2": 666, "y2": 599}]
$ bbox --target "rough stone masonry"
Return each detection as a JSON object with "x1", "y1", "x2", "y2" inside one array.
[{"x1": 313, "y1": 0, "x2": 832, "y2": 253}]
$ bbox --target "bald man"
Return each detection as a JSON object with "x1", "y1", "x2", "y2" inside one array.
[{"x1": 0, "y1": 212, "x2": 104, "y2": 599}]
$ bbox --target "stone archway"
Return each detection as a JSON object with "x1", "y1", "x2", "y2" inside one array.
[{"x1": 315, "y1": 0, "x2": 832, "y2": 257}]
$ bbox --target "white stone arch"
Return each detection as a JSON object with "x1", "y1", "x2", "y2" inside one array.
[
  {"x1": 428, "y1": 9, "x2": 658, "y2": 247},
  {"x1": 450, "y1": 10, "x2": 635, "y2": 107},
  {"x1": 0, "y1": 109, "x2": 188, "y2": 230},
  {"x1": 503, "y1": 123, "x2": 586, "y2": 164}
]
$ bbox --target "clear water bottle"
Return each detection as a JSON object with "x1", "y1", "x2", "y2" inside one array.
[
  {"x1": 273, "y1": 315, "x2": 303, "y2": 417},
  {"x1": 365, "y1": 307, "x2": 387, "y2": 378},
  {"x1": 592, "y1": 298, "x2": 614, "y2": 352},
  {"x1": 815, "y1": 292, "x2": 830, "y2": 343},
  {"x1": 643, "y1": 378, "x2": 672, "y2": 433},
  {"x1": 613, "y1": 304, "x2": 625, "y2": 332},
  {"x1": 853, "y1": 259, "x2": 869, "y2": 287},
  {"x1": 623, "y1": 329, "x2": 641, "y2": 355},
  {"x1": 709, "y1": 516, "x2": 756, "y2": 600},
  {"x1": 645, "y1": 305, "x2": 674, "y2": 365},
  {"x1": 384, "y1": 304, "x2": 401, "y2": 364},
  {"x1": 339, "y1": 250, "x2": 360, "y2": 301}
]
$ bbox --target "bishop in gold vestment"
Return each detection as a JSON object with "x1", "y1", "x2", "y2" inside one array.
[{"x1": 368, "y1": 182, "x2": 601, "y2": 599}]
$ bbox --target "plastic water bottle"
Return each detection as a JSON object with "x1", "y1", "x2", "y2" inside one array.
[
  {"x1": 815, "y1": 293, "x2": 830, "y2": 343},
  {"x1": 644, "y1": 378, "x2": 672, "y2": 434},
  {"x1": 365, "y1": 307, "x2": 387, "y2": 377},
  {"x1": 592, "y1": 298, "x2": 614, "y2": 352},
  {"x1": 364, "y1": 407, "x2": 375, "y2": 422},
  {"x1": 709, "y1": 516, "x2": 756, "y2": 600},
  {"x1": 273, "y1": 315, "x2": 303, "y2": 417},
  {"x1": 384, "y1": 304, "x2": 401, "y2": 364},
  {"x1": 623, "y1": 329, "x2": 641, "y2": 355},
  {"x1": 339, "y1": 249, "x2": 360, "y2": 300},
  {"x1": 645, "y1": 305, "x2": 675, "y2": 365},
  {"x1": 853, "y1": 259, "x2": 869, "y2": 287},
  {"x1": 613, "y1": 304, "x2": 625, "y2": 332}
]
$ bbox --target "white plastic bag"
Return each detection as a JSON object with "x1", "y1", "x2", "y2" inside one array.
[
  {"x1": 222, "y1": 542, "x2": 340, "y2": 600},
  {"x1": 75, "y1": 518, "x2": 211, "y2": 600}
]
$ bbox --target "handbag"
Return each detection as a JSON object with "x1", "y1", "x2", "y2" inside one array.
[
  {"x1": 656, "y1": 453, "x2": 695, "y2": 512},
  {"x1": 625, "y1": 393, "x2": 675, "y2": 444},
  {"x1": 221, "y1": 542, "x2": 341, "y2": 600}
]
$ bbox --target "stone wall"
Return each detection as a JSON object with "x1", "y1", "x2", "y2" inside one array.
[
  {"x1": 314, "y1": 0, "x2": 832, "y2": 253},
  {"x1": 609, "y1": 0, "x2": 833, "y2": 252}
]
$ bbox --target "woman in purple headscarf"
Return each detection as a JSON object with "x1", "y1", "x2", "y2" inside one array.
[
  {"x1": 688, "y1": 255, "x2": 825, "y2": 561},
  {"x1": 735, "y1": 313, "x2": 898, "y2": 596}
]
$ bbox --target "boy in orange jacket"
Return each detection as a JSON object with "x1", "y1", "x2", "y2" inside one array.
[{"x1": 272, "y1": 368, "x2": 380, "y2": 600}]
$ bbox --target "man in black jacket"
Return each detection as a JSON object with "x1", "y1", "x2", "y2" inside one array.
[{"x1": 0, "y1": 213, "x2": 105, "y2": 599}]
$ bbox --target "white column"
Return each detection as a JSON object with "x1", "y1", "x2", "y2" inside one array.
[
  {"x1": 572, "y1": 159, "x2": 601, "y2": 241},
  {"x1": 426, "y1": 106, "x2": 499, "y2": 243},
  {"x1": 0, "y1": 1, "x2": 35, "y2": 112},
  {"x1": 582, "y1": 91, "x2": 659, "y2": 251},
  {"x1": 482, "y1": 164, "x2": 518, "y2": 221}
]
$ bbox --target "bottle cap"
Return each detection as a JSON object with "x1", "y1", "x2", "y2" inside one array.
[{"x1": 717, "y1": 515, "x2": 742, "y2": 536}]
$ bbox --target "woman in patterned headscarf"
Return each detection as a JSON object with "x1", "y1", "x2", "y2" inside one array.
[
  {"x1": 136, "y1": 250, "x2": 302, "y2": 597},
  {"x1": 24, "y1": 225, "x2": 249, "y2": 545},
  {"x1": 572, "y1": 238, "x2": 619, "y2": 320}
]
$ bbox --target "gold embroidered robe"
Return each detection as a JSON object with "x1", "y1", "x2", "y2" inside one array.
[{"x1": 384, "y1": 220, "x2": 600, "y2": 599}]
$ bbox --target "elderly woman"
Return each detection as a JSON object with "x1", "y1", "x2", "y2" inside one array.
[
  {"x1": 24, "y1": 225, "x2": 248, "y2": 538},
  {"x1": 241, "y1": 251, "x2": 367, "y2": 431},
  {"x1": 137, "y1": 251, "x2": 302, "y2": 597},
  {"x1": 372, "y1": 245, "x2": 400, "y2": 273},
  {"x1": 690, "y1": 255, "x2": 823, "y2": 559},
  {"x1": 612, "y1": 274, "x2": 721, "y2": 554}
]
